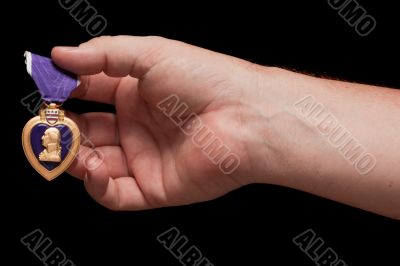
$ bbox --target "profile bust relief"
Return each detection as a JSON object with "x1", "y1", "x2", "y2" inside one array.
[{"x1": 39, "y1": 127, "x2": 62, "y2": 162}]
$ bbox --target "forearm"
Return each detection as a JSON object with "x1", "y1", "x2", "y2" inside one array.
[{"x1": 249, "y1": 67, "x2": 400, "y2": 219}]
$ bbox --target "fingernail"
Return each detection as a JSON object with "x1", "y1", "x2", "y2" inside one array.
[
  {"x1": 86, "y1": 156, "x2": 99, "y2": 170},
  {"x1": 56, "y1": 46, "x2": 79, "y2": 52},
  {"x1": 84, "y1": 150, "x2": 104, "y2": 170}
]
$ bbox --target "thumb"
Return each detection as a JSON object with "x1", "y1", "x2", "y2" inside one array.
[{"x1": 51, "y1": 35, "x2": 170, "y2": 78}]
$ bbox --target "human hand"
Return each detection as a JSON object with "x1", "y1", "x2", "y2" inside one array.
[
  {"x1": 51, "y1": 36, "x2": 272, "y2": 210},
  {"x1": 52, "y1": 35, "x2": 400, "y2": 219}
]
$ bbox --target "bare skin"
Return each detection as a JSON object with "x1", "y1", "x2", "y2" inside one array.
[{"x1": 52, "y1": 36, "x2": 400, "y2": 219}]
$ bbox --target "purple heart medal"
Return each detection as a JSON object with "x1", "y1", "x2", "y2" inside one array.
[{"x1": 22, "y1": 52, "x2": 80, "y2": 181}]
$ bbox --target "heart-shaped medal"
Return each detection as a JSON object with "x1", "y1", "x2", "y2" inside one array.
[
  {"x1": 22, "y1": 51, "x2": 80, "y2": 181},
  {"x1": 22, "y1": 104, "x2": 80, "y2": 181}
]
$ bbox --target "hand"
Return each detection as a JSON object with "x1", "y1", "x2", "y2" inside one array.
[
  {"x1": 52, "y1": 35, "x2": 400, "y2": 219},
  {"x1": 52, "y1": 36, "x2": 269, "y2": 210}
]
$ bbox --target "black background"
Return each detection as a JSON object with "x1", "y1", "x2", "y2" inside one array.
[{"x1": 4, "y1": 0, "x2": 400, "y2": 265}]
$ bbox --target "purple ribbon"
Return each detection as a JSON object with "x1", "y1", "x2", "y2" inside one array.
[{"x1": 24, "y1": 51, "x2": 79, "y2": 103}]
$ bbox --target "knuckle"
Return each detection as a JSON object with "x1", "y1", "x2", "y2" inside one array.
[{"x1": 79, "y1": 35, "x2": 112, "y2": 47}]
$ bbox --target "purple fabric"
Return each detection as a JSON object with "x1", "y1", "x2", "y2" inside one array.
[
  {"x1": 28, "y1": 52, "x2": 78, "y2": 102},
  {"x1": 30, "y1": 124, "x2": 73, "y2": 171}
]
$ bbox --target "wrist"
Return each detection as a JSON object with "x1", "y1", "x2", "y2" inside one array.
[{"x1": 240, "y1": 66, "x2": 312, "y2": 185}]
